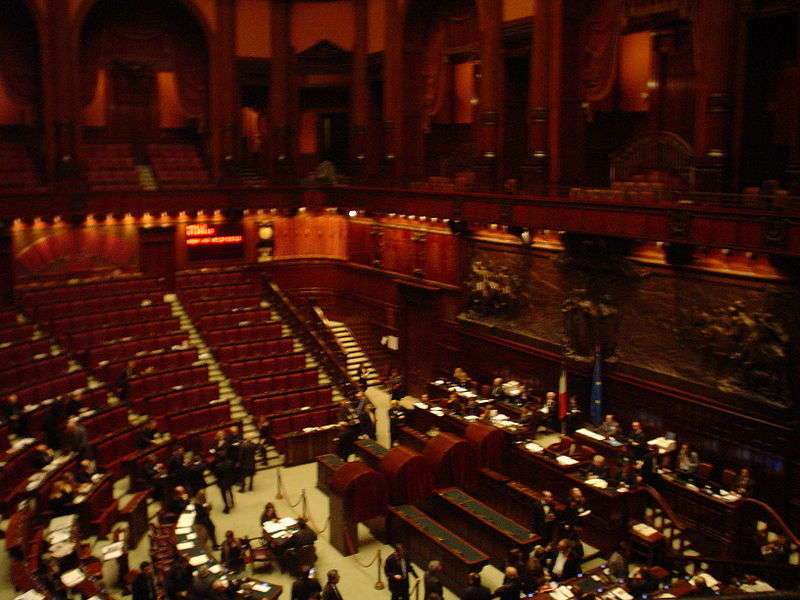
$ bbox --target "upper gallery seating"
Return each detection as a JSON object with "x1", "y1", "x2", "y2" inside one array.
[
  {"x1": 0, "y1": 142, "x2": 41, "y2": 190},
  {"x1": 148, "y1": 143, "x2": 210, "y2": 189},
  {"x1": 82, "y1": 144, "x2": 140, "y2": 191}
]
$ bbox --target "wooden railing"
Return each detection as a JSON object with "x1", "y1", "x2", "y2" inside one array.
[
  {"x1": 261, "y1": 278, "x2": 356, "y2": 402},
  {"x1": 660, "y1": 553, "x2": 800, "y2": 590}
]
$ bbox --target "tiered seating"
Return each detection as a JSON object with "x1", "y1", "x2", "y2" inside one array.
[
  {"x1": 14, "y1": 371, "x2": 87, "y2": 405},
  {"x1": 66, "y1": 317, "x2": 181, "y2": 352},
  {"x1": 184, "y1": 296, "x2": 263, "y2": 318},
  {"x1": 94, "y1": 425, "x2": 144, "y2": 478},
  {"x1": 179, "y1": 282, "x2": 260, "y2": 303},
  {"x1": 79, "y1": 406, "x2": 131, "y2": 444},
  {"x1": 196, "y1": 308, "x2": 271, "y2": 331},
  {"x1": 0, "y1": 142, "x2": 41, "y2": 190},
  {"x1": 244, "y1": 386, "x2": 333, "y2": 417},
  {"x1": 176, "y1": 270, "x2": 251, "y2": 289},
  {"x1": 0, "y1": 322, "x2": 36, "y2": 344},
  {"x1": 0, "y1": 354, "x2": 71, "y2": 393},
  {"x1": 48, "y1": 304, "x2": 173, "y2": 336},
  {"x1": 87, "y1": 333, "x2": 187, "y2": 367},
  {"x1": 225, "y1": 352, "x2": 307, "y2": 382},
  {"x1": 32, "y1": 291, "x2": 165, "y2": 321},
  {"x1": 204, "y1": 322, "x2": 283, "y2": 347},
  {"x1": 127, "y1": 365, "x2": 209, "y2": 401},
  {"x1": 270, "y1": 405, "x2": 341, "y2": 451},
  {"x1": 214, "y1": 337, "x2": 295, "y2": 363},
  {"x1": 163, "y1": 402, "x2": 230, "y2": 436},
  {"x1": 82, "y1": 143, "x2": 140, "y2": 191},
  {"x1": 132, "y1": 382, "x2": 219, "y2": 420},
  {"x1": 93, "y1": 347, "x2": 198, "y2": 383},
  {"x1": 148, "y1": 143, "x2": 210, "y2": 189},
  {"x1": 19, "y1": 276, "x2": 161, "y2": 305},
  {"x1": 236, "y1": 367, "x2": 318, "y2": 399},
  {"x1": 0, "y1": 338, "x2": 53, "y2": 369}
]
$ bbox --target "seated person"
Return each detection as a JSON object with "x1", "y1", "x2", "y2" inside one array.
[
  {"x1": 627, "y1": 421, "x2": 646, "y2": 455},
  {"x1": 286, "y1": 517, "x2": 317, "y2": 549},
  {"x1": 32, "y1": 443, "x2": 56, "y2": 469},
  {"x1": 221, "y1": 530, "x2": 246, "y2": 573},
  {"x1": 585, "y1": 455, "x2": 609, "y2": 480},
  {"x1": 734, "y1": 467, "x2": 755, "y2": 497},
  {"x1": 48, "y1": 479, "x2": 76, "y2": 516},
  {"x1": 260, "y1": 502, "x2": 279, "y2": 525},
  {"x1": 490, "y1": 377, "x2": 505, "y2": 400},
  {"x1": 761, "y1": 535, "x2": 788, "y2": 564},
  {"x1": 543, "y1": 539, "x2": 581, "y2": 582},
  {"x1": 627, "y1": 567, "x2": 658, "y2": 596},
  {"x1": 675, "y1": 443, "x2": 699, "y2": 478},
  {"x1": 452, "y1": 367, "x2": 470, "y2": 385},
  {"x1": 136, "y1": 419, "x2": 161, "y2": 449},
  {"x1": 596, "y1": 414, "x2": 620, "y2": 438},
  {"x1": 75, "y1": 459, "x2": 100, "y2": 485},
  {"x1": 444, "y1": 392, "x2": 464, "y2": 414}
]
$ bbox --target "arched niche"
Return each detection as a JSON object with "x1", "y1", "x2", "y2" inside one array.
[
  {"x1": 0, "y1": 0, "x2": 42, "y2": 130},
  {"x1": 76, "y1": 0, "x2": 210, "y2": 145}
]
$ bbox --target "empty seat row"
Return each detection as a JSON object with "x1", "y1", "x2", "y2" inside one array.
[
  {"x1": 155, "y1": 169, "x2": 210, "y2": 183},
  {"x1": 67, "y1": 317, "x2": 181, "y2": 352},
  {"x1": 20, "y1": 277, "x2": 161, "y2": 306},
  {"x1": 128, "y1": 365, "x2": 209, "y2": 400},
  {"x1": 86, "y1": 156, "x2": 135, "y2": 169},
  {"x1": 0, "y1": 354, "x2": 71, "y2": 392},
  {"x1": 0, "y1": 323, "x2": 35, "y2": 344},
  {"x1": 13, "y1": 371, "x2": 88, "y2": 406},
  {"x1": 83, "y1": 144, "x2": 133, "y2": 158},
  {"x1": 244, "y1": 387, "x2": 333, "y2": 417},
  {"x1": 87, "y1": 333, "x2": 187, "y2": 367},
  {"x1": 225, "y1": 352, "x2": 307, "y2": 382},
  {"x1": 236, "y1": 368, "x2": 319, "y2": 399},
  {"x1": 184, "y1": 296, "x2": 262, "y2": 317},
  {"x1": 49, "y1": 303, "x2": 172, "y2": 335},
  {"x1": 176, "y1": 271, "x2": 251, "y2": 289},
  {"x1": 32, "y1": 291, "x2": 165, "y2": 321},
  {"x1": 0, "y1": 310, "x2": 21, "y2": 328},
  {"x1": 214, "y1": 337, "x2": 295, "y2": 363},
  {"x1": 271, "y1": 406, "x2": 341, "y2": 451},
  {"x1": 132, "y1": 382, "x2": 219, "y2": 419},
  {"x1": 0, "y1": 338, "x2": 52, "y2": 370},
  {"x1": 163, "y1": 402, "x2": 230, "y2": 436},
  {"x1": 179, "y1": 283, "x2": 259, "y2": 303},
  {"x1": 93, "y1": 348, "x2": 199, "y2": 384},
  {"x1": 196, "y1": 308, "x2": 271, "y2": 332},
  {"x1": 95, "y1": 425, "x2": 142, "y2": 478},
  {"x1": 87, "y1": 170, "x2": 139, "y2": 184},
  {"x1": 204, "y1": 322, "x2": 283, "y2": 347},
  {"x1": 80, "y1": 406, "x2": 130, "y2": 444},
  {"x1": 24, "y1": 386, "x2": 113, "y2": 435},
  {"x1": 152, "y1": 156, "x2": 203, "y2": 169}
]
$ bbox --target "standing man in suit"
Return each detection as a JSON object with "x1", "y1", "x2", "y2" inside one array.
[
  {"x1": 460, "y1": 573, "x2": 492, "y2": 600},
  {"x1": 384, "y1": 543, "x2": 418, "y2": 600},
  {"x1": 132, "y1": 561, "x2": 158, "y2": 600},
  {"x1": 64, "y1": 418, "x2": 91, "y2": 460},
  {"x1": 237, "y1": 437, "x2": 258, "y2": 493},
  {"x1": 424, "y1": 561, "x2": 443, "y2": 600},
  {"x1": 321, "y1": 569, "x2": 343, "y2": 600},
  {"x1": 531, "y1": 490, "x2": 559, "y2": 543}
]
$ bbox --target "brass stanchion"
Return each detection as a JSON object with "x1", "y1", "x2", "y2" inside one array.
[
  {"x1": 374, "y1": 549, "x2": 385, "y2": 590},
  {"x1": 301, "y1": 489, "x2": 308, "y2": 519},
  {"x1": 275, "y1": 467, "x2": 283, "y2": 499}
]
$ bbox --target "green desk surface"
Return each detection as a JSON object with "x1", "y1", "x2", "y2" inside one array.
[
  {"x1": 391, "y1": 504, "x2": 488, "y2": 564},
  {"x1": 317, "y1": 453, "x2": 345, "y2": 468},
  {"x1": 438, "y1": 487, "x2": 537, "y2": 544},
  {"x1": 355, "y1": 438, "x2": 389, "y2": 457}
]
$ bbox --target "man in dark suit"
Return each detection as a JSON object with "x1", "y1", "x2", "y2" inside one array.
[
  {"x1": 544, "y1": 539, "x2": 581, "y2": 582},
  {"x1": 237, "y1": 437, "x2": 258, "y2": 493},
  {"x1": 423, "y1": 560, "x2": 443, "y2": 600},
  {"x1": 287, "y1": 518, "x2": 318, "y2": 549},
  {"x1": 64, "y1": 419, "x2": 91, "y2": 459},
  {"x1": 292, "y1": 567, "x2": 322, "y2": 600},
  {"x1": 384, "y1": 543, "x2": 418, "y2": 600},
  {"x1": 460, "y1": 573, "x2": 492, "y2": 600},
  {"x1": 321, "y1": 569, "x2": 344, "y2": 600},
  {"x1": 531, "y1": 490, "x2": 558, "y2": 543},
  {"x1": 493, "y1": 567, "x2": 521, "y2": 600},
  {"x1": 132, "y1": 561, "x2": 157, "y2": 600}
]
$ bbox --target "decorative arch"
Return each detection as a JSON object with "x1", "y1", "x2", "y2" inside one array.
[
  {"x1": 0, "y1": 0, "x2": 43, "y2": 122},
  {"x1": 611, "y1": 131, "x2": 695, "y2": 188},
  {"x1": 75, "y1": 0, "x2": 211, "y2": 136}
]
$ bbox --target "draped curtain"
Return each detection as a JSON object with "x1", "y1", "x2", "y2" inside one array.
[
  {"x1": 582, "y1": 0, "x2": 622, "y2": 104},
  {"x1": 421, "y1": 24, "x2": 448, "y2": 132},
  {"x1": 80, "y1": 2, "x2": 207, "y2": 120}
]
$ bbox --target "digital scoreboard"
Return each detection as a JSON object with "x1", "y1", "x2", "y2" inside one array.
[{"x1": 186, "y1": 222, "x2": 244, "y2": 261}]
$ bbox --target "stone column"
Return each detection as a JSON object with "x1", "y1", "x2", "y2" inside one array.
[
  {"x1": 693, "y1": 0, "x2": 736, "y2": 191},
  {"x1": 51, "y1": 0, "x2": 79, "y2": 185},
  {"x1": 269, "y1": 0, "x2": 295, "y2": 183},
  {"x1": 521, "y1": 0, "x2": 551, "y2": 192},
  {"x1": 381, "y1": 0, "x2": 403, "y2": 184},
  {"x1": 475, "y1": 0, "x2": 504, "y2": 190},
  {"x1": 214, "y1": 0, "x2": 239, "y2": 182},
  {"x1": 350, "y1": 0, "x2": 370, "y2": 182}
]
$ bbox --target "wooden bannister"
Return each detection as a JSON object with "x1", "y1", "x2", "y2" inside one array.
[{"x1": 261, "y1": 278, "x2": 356, "y2": 402}]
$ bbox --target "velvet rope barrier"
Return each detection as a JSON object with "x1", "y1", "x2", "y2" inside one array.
[{"x1": 344, "y1": 530, "x2": 384, "y2": 589}]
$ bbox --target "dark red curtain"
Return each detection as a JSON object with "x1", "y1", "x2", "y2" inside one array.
[{"x1": 582, "y1": 0, "x2": 622, "y2": 104}]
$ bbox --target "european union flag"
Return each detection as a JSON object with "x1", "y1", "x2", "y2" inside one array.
[{"x1": 590, "y1": 354, "x2": 603, "y2": 425}]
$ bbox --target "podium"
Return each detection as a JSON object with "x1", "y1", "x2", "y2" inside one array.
[
  {"x1": 380, "y1": 446, "x2": 434, "y2": 505},
  {"x1": 329, "y1": 461, "x2": 388, "y2": 555},
  {"x1": 464, "y1": 422, "x2": 506, "y2": 472},
  {"x1": 423, "y1": 432, "x2": 478, "y2": 490}
]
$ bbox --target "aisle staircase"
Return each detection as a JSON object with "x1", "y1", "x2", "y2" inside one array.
[
  {"x1": 326, "y1": 321, "x2": 381, "y2": 387},
  {"x1": 136, "y1": 165, "x2": 158, "y2": 191}
]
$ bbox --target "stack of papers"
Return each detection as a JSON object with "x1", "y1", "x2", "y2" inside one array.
[
  {"x1": 48, "y1": 514, "x2": 77, "y2": 533},
  {"x1": 632, "y1": 523, "x2": 659, "y2": 537},
  {"x1": 102, "y1": 541, "x2": 125, "y2": 561},
  {"x1": 414, "y1": 402, "x2": 429, "y2": 410},
  {"x1": 14, "y1": 590, "x2": 45, "y2": 600},
  {"x1": 264, "y1": 521, "x2": 286, "y2": 534},
  {"x1": 648, "y1": 437, "x2": 677, "y2": 454},
  {"x1": 176, "y1": 513, "x2": 195, "y2": 528},
  {"x1": 47, "y1": 530, "x2": 71, "y2": 545},
  {"x1": 60, "y1": 569, "x2": 86, "y2": 587},
  {"x1": 740, "y1": 581, "x2": 774, "y2": 593},
  {"x1": 609, "y1": 587, "x2": 633, "y2": 600},
  {"x1": 177, "y1": 541, "x2": 195, "y2": 550},
  {"x1": 524, "y1": 442, "x2": 544, "y2": 453},
  {"x1": 696, "y1": 573, "x2": 719, "y2": 588},
  {"x1": 253, "y1": 583, "x2": 271, "y2": 592},
  {"x1": 585, "y1": 478, "x2": 608, "y2": 488},
  {"x1": 209, "y1": 564, "x2": 224, "y2": 574},
  {"x1": 189, "y1": 554, "x2": 209, "y2": 566},
  {"x1": 577, "y1": 428, "x2": 605, "y2": 441},
  {"x1": 549, "y1": 585, "x2": 574, "y2": 600},
  {"x1": 556, "y1": 455, "x2": 578, "y2": 466},
  {"x1": 176, "y1": 527, "x2": 192, "y2": 534}
]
